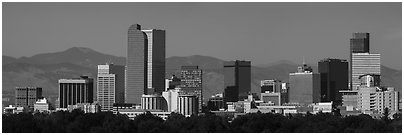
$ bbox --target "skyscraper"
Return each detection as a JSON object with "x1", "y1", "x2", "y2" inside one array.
[
  {"x1": 15, "y1": 87, "x2": 42, "y2": 109},
  {"x1": 349, "y1": 33, "x2": 380, "y2": 90},
  {"x1": 142, "y1": 29, "x2": 166, "y2": 94},
  {"x1": 289, "y1": 64, "x2": 321, "y2": 105},
  {"x1": 58, "y1": 76, "x2": 94, "y2": 108},
  {"x1": 318, "y1": 58, "x2": 348, "y2": 104},
  {"x1": 351, "y1": 53, "x2": 381, "y2": 90},
  {"x1": 224, "y1": 60, "x2": 251, "y2": 102},
  {"x1": 350, "y1": 33, "x2": 370, "y2": 53},
  {"x1": 97, "y1": 64, "x2": 125, "y2": 112},
  {"x1": 126, "y1": 24, "x2": 147, "y2": 104},
  {"x1": 180, "y1": 66, "x2": 203, "y2": 112},
  {"x1": 126, "y1": 24, "x2": 166, "y2": 104}
]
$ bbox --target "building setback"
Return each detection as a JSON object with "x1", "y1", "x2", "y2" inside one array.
[
  {"x1": 142, "y1": 29, "x2": 166, "y2": 95},
  {"x1": 224, "y1": 60, "x2": 251, "y2": 102},
  {"x1": 97, "y1": 64, "x2": 125, "y2": 112},
  {"x1": 318, "y1": 58, "x2": 348, "y2": 104},
  {"x1": 351, "y1": 53, "x2": 381, "y2": 90},
  {"x1": 15, "y1": 87, "x2": 42, "y2": 109},
  {"x1": 58, "y1": 76, "x2": 94, "y2": 108},
  {"x1": 180, "y1": 66, "x2": 203, "y2": 112},
  {"x1": 126, "y1": 24, "x2": 166, "y2": 104}
]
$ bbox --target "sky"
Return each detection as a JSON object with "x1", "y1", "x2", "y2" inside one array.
[{"x1": 2, "y1": 2, "x2": 402, "y2": 70}]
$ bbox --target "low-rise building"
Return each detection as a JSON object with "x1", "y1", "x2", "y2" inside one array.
[{"x1": 34, "y1": 98, "x2": 50, "y2": 113}]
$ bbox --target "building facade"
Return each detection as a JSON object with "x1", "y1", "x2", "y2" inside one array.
[
  {"x1": 97, "y1": 64, "x2": 125, "y2": 112},
  {"x1": 351, "y1": 53, "x2": 381, "y2": 90},
  {"x1": 34, "y1": 98, "x2": 49, "y2": 113},
  {"x1": 180, "y1": 66, "x2": 203, "y2": 112},
  {"x1": 126, "y1": 24, "x2": 148, "y2": 104},
  {"x1": 15, "y1": 87, "x2": 42, "y2": 109},
  {"x1": 162, "y1": 88, "x2": 180, "y2": 112},
  {"x1": 224, "y1": 60, "x2": 251, "y2": 102},
  {"x1": 318, "y1": 58, "x2": 348, "y2": 104},
  {"x1": 58, "y1": 76, "x2": 94, "y2": 108},
  {"x1": 141, "y1": 94, "x2": 167, "y2": 111},
  {"x1": 359, "y1": 74, "x2": 381, "y2": 88},
  {"x1": 126, "y1": 24, "x2": 166, "y2": 104},
  {"x1": 289, "y1": 64, "x2": 321, "y2": 105},
  {"x1": 178, "y1": 95, "x2": 198, "y2": 117},
  {"x1": 260, "y1": 80, "x2": 282, "y2": 93},
  {"x1": 142, "y1": 29, "x2": 166, "y2": 95}
]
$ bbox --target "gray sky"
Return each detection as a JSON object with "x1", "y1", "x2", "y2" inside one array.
[{"x1": 2, "y1": 2, "x2": 402, "y2": 69}]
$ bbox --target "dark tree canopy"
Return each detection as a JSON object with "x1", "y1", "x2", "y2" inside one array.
[{"x1": 2, "y1": 111, "x2": 402, "y2": 133}]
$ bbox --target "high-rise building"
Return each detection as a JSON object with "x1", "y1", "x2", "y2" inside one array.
[
  {"x1": 126, "y1": 24, "x2": 147, "y2": 104},
  {"x1": 180, "y1": 66, "x2": 202, "y2": 112},
  {"x1": 289, "y1": 64, "x2": 321, "y2": 105},
  {"x1": 58, "y1": 76, "x2": 94, "y2": 108},
  {"x1": 126, "y1": 24, "x2": 166, "y2": 104},
  {"x1": 15, "y1": 87, "x2": 42, "y2": 109},
  {"x1": 97, "y1": 64, "x2": 125, "y2": 112},
  {"x1": 224, "y1": 60, "x2": 251, "y2": 102},
  {"x1": 351, "y1": 53, "x2": 381, "y2": 90},
  {"x1": 142, "y1": 29, "x2": 166, "y2": 94},
  {"x1": 350, "y1": 33, "x2": 370, "y2": 53},
  {"x1": 349, "y1": 33, "x2": 381, "y2": 90},
  {"x1": 318, "y1": 58, "x2": 348, "y2": 104},
  {"x1": 178, "y1": 94, "x2": 198, "y2": 117}
]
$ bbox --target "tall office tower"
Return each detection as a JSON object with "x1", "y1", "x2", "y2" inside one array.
[
  {"x1": 351, "y1": 53, "x2": 381, "y2": 90},
  {"x1": 289, "y1": 64, "x2": 321, "y2": 105},
  {"x1": 97, "y1": 64, "x2": 125, "y2": 112},
  {"x1": 224, "y1": 60, "x2": 251, "y2": 102},
  {"x1": 260, "y1": 80, "x2": 282, "y2": 93},
  {"x1": 15, "y1": 87, "x2": 42, "y2": 109},
  {"x1": 349, "y1": 33, "x2": 381, "y2": 90},
  {"x1": 180, "y1": 66, "x2": 203, "y2": 112},
  {"x1": 58, "y1": 76, "x2": 94, "y2": 108},
  {"x1": 350, "y1": 33, "x2": 370, "y2": 53},
  {"x1": 126, "y1": 24, "x2": 166, "y2": 104},
  {"x1": 126, "y1": 24, "x2": 147, "y2": 104},
  {"x1": 142, "y1": 29, "x2": 166, "y2": 94},
  {"x1": 318, "y1": 58, "x2": 348, "y2": 104}
]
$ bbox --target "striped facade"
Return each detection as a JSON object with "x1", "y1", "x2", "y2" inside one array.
[
  {"x1": 141, "y1": 94, "x2": 167, "y2": 111},
  {"x1": 351, "y1": 53, "x2": 381, "y2": 90},
  {"x1": 58, "y1": 77, "x2": 93, "y2": 108},
  {"x1": 178, "y1": 95, "x2": 198, "y2": 117}
]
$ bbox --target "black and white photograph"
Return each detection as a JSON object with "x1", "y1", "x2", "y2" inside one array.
[{"x1": 1, "y1": 1, "x2": 402, "y2": 133}]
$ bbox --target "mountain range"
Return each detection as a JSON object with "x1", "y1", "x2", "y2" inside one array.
[{"x1": 2, "y1": 47, "x2": 401, "y2": 106}]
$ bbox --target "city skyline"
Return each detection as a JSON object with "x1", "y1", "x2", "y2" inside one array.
[{"x1": 2, "y1": 2, "x2": 401, "y2": 70}]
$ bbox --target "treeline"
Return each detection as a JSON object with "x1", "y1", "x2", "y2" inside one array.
[{"x1": 2, "y1": 110, "x2": 402, "y2": 133}]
